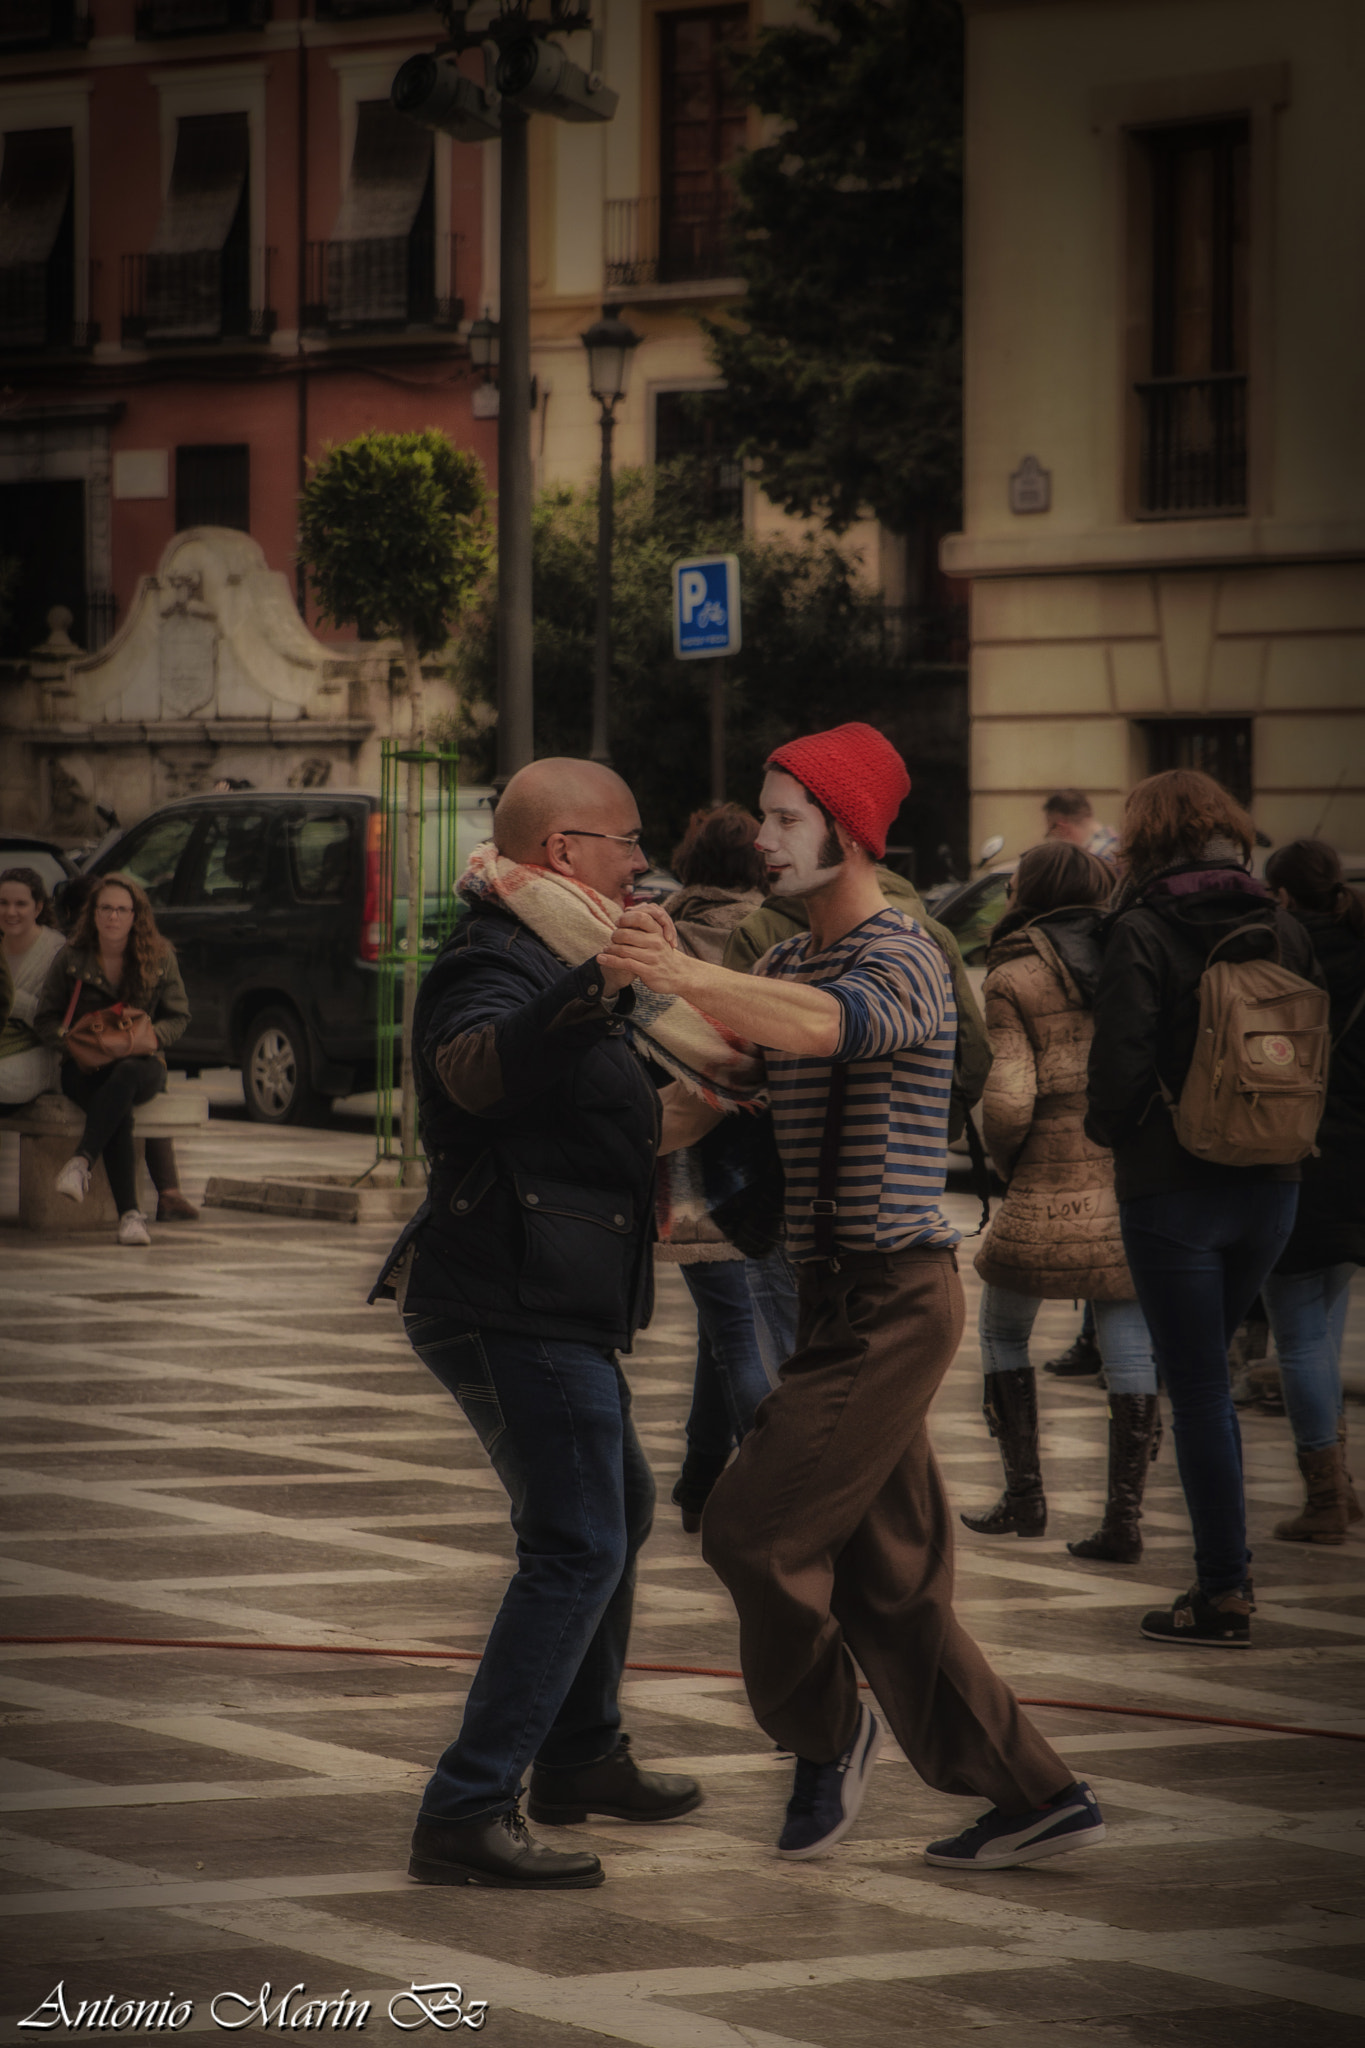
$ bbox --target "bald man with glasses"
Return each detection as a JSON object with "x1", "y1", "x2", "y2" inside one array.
[{"x1": 371, "y1": 759, "x2": 699, "y2": 1893}]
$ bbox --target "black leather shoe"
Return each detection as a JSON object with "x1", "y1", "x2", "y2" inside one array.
[
  {"x1": 527, "y1": 1734, "x2": 703, "y2": 1825},
  {"x1": 409, "y1": 1806, "x2": 604, "y2": 1888}
]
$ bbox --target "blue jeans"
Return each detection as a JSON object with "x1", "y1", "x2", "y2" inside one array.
[
  {"x1": 1120, "y1": 1184, "x2": 1298, "y2": 1599},
  {"x1": 680, "y1": 1260, "x2": 774, "y2": 1462},
  {"x1": 1261, "y1": 1263, "x2": 1355, "y2": 1454},
  {"x1": 744, "y1": 1243, "x2": 801, "y2": 1382},
  {"x1": 979, "y1": 1284, "x2": 1157, "y2": 1397},
  {"x1": 401, "y1": 1315, "x2": 656, "y2": 1823}
]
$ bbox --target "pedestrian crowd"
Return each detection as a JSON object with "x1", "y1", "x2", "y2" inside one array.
[{"x1": 5, "y1": 728, "x2": 1359, "y2": 1896}]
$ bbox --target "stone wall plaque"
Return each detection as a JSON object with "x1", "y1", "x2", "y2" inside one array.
[
  {"x1": 1009, "y1": 455, "x2": 1051, "y2": 514},
  {"x1": 159, "y1": 607, "x2": 217, "y2": 717}
]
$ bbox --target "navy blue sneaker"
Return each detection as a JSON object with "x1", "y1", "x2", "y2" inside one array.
[
  {"x1": 924, "y1": 1780, "x2": 1106, "y2": 1869},
  {"x1": 776, "y1": 1704, "x2": 881, "y2": 1859}
]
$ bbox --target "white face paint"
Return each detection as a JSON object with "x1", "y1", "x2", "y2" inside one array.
[{"x1": 755, "y1": 768, "x2": 845, "y2": 899}]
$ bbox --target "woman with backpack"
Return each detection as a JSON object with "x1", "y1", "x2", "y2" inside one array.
[
  {"x1": 36, "y1": 873, "x2": 190, "y2": 1246},
  {"x1": 961, "y1": 841, "x2": 1162, "y2": 1562},
  {"x1": 1086, "y1": 772, "x2": 1324, "y2": 1647},
  {"x1": 1259, "y1": 840, "x2": 1365, "y2": 1544}
]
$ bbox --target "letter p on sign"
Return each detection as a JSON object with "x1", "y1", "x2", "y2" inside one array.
[{"x1": 679, "y1": 571, "x2": 708, "y2": 624}]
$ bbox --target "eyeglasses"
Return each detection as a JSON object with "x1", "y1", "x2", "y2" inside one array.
[
  {"x1": 96, "y1": 903, "x2": 135, "y2": 917},
  {"x1": 544, "y1": 829, "x2": 646, "y2": 853}
]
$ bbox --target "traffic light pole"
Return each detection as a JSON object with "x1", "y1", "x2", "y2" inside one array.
[{"x1": 496, "y1": 106, "x2": 534, "y2": 780}]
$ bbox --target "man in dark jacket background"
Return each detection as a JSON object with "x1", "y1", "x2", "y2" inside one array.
[{"x1": 371, "y1": 758, "x2": 700, "y2": 1890}]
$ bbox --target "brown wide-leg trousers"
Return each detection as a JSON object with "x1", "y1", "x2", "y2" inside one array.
[{"x1": 702, "y1": 1245, "x2": 1071, "y2": 1815}]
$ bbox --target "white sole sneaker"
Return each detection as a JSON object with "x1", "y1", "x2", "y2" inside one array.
[
  {"x1": 116, "y1": 1211, "x2": 152, "y2": 1247},
  {"x1": 776, "y1": 1705, "x2": 883, "y2": 1860},
  {"x1": 55, "y1": 1157, "x2": 91, "y2": 1203}
]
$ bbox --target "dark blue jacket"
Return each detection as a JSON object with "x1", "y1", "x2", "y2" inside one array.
[{"x1": 370, "y1": 899, "x2": 659, "y2": 1349}]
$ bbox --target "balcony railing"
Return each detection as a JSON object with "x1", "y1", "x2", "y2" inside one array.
[
  {"x1": 135, "y1": 0, "x2": 269, "y2": 35},
  {"x1": 315, "y1": 0, "x2": 426, "y2": 15},
  {"x1": 1136, "y1": 373, "x2": 1248, "y2": 518},
  {"x1": 604, "y1": 195, "x2": 738, "y2": 291},
  {"x1": 121, "y1": 248, "x2": 276, "y2": 345},
  {"x1": 87, "y1": 591, "x2": 117, "y2": 653},
  {"x1": 0, "y1": 0, "x2": 91, "y2": 49},
  {"x1": 301, "y1": 234, "x2": 461, "y2": 335},
  {"x1": 0, "y1": 261, "x2": 100, "y2": 352}
]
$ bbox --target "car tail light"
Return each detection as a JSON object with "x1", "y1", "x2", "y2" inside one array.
[{"x1": 360, "y1": 812, "x2": 384, "y2": 962}]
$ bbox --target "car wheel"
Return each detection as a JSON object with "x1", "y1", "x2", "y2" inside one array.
[{"x1": 242, "y1": 1007, "x2": 328, "y2": 1126}]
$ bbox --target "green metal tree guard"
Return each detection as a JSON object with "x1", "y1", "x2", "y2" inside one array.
[{"x1": 373, "y1": 738, "x2": 462, "y2": 1176}]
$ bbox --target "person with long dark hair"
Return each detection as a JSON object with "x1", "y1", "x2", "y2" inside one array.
[
  {"x1": 36, "y1": 874, "x2": 190, "y2": 1245},
  {"x1": 1087, "y1": 772, "x2": 1322, "y2": 1646},
  {"x1": 961, "y1": 841, "x2": 1161, "y2": 1562},
  {"x1": 657, "y1": 806, "x2": 772, "y2": 1529},
  {"x1": 1259, "y1": 839, "x2": 1365, "y2": 1543},
  {"x1": 0, "y1": 868, "x2": 65, "y2": 1105}
]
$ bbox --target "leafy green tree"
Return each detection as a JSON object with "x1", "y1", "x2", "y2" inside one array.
[
  {"x1": 452, "y1": 464, "x2": 965, "y2": 869},
  {"x1": 701, "y1": 0, "x2": 963, "y2": 533},
  {"x1": 297, "y1": 430, "x2": 489, "y2": 1179}
]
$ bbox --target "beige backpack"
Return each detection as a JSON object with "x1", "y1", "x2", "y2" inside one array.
[{"x1": 1167, "y1": 926, "x2": 1329, "y2": 1168}]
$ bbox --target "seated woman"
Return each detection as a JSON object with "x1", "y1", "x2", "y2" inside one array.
[
  {"x1": 36, "y1": 874, "x2": 191, "y2": 1246},
  {"x1": 0, "y1": 868, "x2": 66, "y2": 1107}
]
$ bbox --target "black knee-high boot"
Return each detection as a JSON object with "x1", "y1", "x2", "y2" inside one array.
[
  {"x1": 960, "y1": 1368, "x2": 1047, "y2": 1538},
  {"x1": 1067, "y1": 1394, "x2": 1162, "y2": 1563}
]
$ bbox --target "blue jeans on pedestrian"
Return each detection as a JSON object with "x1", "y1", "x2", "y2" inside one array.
[
  {"x1": 1261, "y1": 1263, "x2": 1356, "y2": 1455},
  {"x1": 979, "y1": 1284, "x2": 1157, "y2": 1397},
  {"x1": 680, "y1": 1259, "x2": 774, "y2": 1462},
  {"x1": 1120, "y1": 1183, "x2": 1299, "y2": 1599},
  {"x1": 744, "y1": 1243, "x2": 801, "y2": 1382},
  {"x1": 401, "y1": 1314, "x2": 656, "y2": 1824}
]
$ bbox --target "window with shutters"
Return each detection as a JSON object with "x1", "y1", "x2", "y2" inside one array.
[
  {"x1": 303, "y1": 99, "x2": 457, "y2": 333},
  {"x1": 123, "y1": 110, "x2": 275, "y2": 345},
  {"x1": 176, "y1": 444, "x2": 249, "y2": 532},
  {"x1": 654, "y1": 388, "x2": 742, "y2": 528},
  {"x1": 1141, "y1": 719, "x2": 1253, "y2": 807},
  {"x1": 658, "y1": 7, "x2": 747, "y2": 283},
  {"x1": 0, "y1": 127, "x2": 78, "y2": 350},
  {"x1": 1130, "y1": 119, "x2": 1250, "y2": 518}
]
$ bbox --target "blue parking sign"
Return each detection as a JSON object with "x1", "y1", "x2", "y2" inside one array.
[{"x1": 673, "y1": 554, "x2": 741, "y2": 659}]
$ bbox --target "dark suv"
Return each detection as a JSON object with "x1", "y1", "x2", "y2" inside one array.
[{"x1": 79, "y1": 792, "x2": 387, "y2": 1124}]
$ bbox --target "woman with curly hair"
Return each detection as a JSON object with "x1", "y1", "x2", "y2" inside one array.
[{"x1": 36, "y1": 874, "x2": 190, "y2": 1245}]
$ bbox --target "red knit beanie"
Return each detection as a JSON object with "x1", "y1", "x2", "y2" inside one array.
[{"x1": 766, "y1": 722, "x2": 910, "y2": 861}]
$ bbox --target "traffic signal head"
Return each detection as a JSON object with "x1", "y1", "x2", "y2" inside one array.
[
  {"x1": 391, "y1": 55, "x2": 502, "y2": 143},
  {"x1": 494, "y1": 32, "x2": 618, "y2": 123}
]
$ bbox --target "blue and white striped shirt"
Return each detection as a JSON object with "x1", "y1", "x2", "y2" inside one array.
[{"x1": 758, "y1": 908, "x2": 959, "y2": 1258}]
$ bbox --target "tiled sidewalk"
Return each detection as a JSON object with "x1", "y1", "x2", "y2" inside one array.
[{"x1": 0, "y1": 1104, "x2": 1363, "y2": 2045}]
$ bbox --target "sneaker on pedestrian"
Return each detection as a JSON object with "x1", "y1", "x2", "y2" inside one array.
[
  {"x1": 55, "y1": 1155, "x2": 91, "y2": 1203},
  {"x1": 116, "y1": 1210, "x2": 151, "y2": 1247},
  {"x1": 1140, "y1": 1584, "x2": 1251, "y2": 1647},
  {"x1": 776, "y1": 1703, "x2": 881, "y2": 1859},
  {"x1": 924, "y1": 1780, "x2": 1105, "y2": 1869}
]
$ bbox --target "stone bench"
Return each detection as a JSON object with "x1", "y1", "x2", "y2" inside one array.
[{"x1": 2, "y1": 1089, "x2": 209, "y2": 1232}]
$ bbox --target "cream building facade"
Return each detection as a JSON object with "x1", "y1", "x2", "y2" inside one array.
[{"x1": 945, "y1": 0, "x2": 1365, "y2": 857}]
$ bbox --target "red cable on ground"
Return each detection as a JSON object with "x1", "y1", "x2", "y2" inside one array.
[{"x1": 3, "y1": 1634, "x2": 1363, "y2": 1745}]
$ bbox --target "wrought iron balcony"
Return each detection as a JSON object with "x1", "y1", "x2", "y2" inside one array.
[
  {"x1": 314, "y1": 0, "x2": 428, "y2": 15},
  {"x1": 301, "y1": 234, "x2": 461, "y2": 336},
  {"x1": 121, "y1": 248, "x2": 276, "y2": 346},
  {"x1": 604, "y1": 195, "x2": 739, "y2": 291},
  {"x1": 87, "y1": 591, "x2": 117, "y2": 653},
  {"x1": 135, "y1": 0, "x2": 270, "y2": 36},
  {"x1": 0, "y1": 261, "x2": 99, "y2": 352},
  {"x1": 1136, "y1": 373, "x2": 1248, "y2": 518},
  {"x1": 0, "y1": 0, "x2": 91, "y2": 50}
]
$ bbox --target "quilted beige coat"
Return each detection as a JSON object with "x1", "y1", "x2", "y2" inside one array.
[{"x1": 973, "y1": 916, "x2": 1135, "y2": 1301}]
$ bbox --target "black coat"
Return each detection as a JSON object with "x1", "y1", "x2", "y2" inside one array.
[
  {"x1": 1085, "y1": 863, "x2": 1323, "y2": 1202},
  {"x1": 370, "y1": 900, "x2": 660, "y2": 1349},
  {"x1": 1276, "y1": 908, "x2": 1365, "y2": 1273}
]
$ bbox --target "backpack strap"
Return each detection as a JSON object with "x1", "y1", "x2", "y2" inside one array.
[
  {"x1": 59, "y1": 978, "x2": 83, "y2": 1035},
  {"x1": 1205, "y1": 920, "x2": 1281, "y2": 969},
  {"x1": 810, "y1": 1061, "x2": 849, "y2": 1264}
]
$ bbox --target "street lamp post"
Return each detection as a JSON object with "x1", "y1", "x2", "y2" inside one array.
[{"x1": 580, "y1": 312, "x2": 640, "y2": 766}]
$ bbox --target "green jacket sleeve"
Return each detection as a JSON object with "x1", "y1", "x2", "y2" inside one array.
[{"x1": 152, "y1": 950, "x2": 191, "y2": 1050}]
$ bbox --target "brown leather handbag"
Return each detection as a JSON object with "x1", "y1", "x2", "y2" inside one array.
[{"x1": 59, "y1": 980, "x2": 161, "y2": 1073}]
